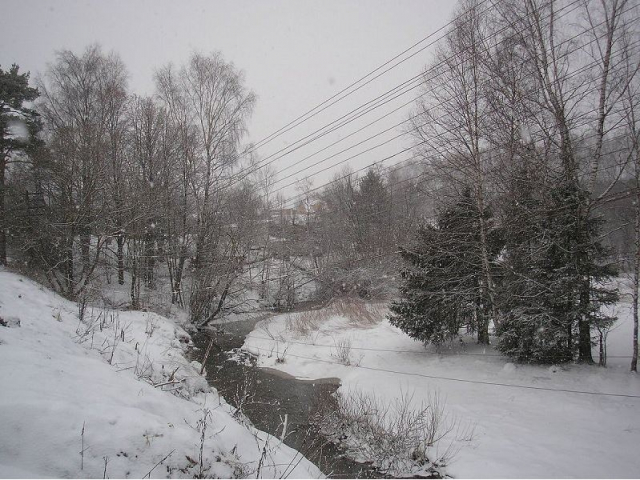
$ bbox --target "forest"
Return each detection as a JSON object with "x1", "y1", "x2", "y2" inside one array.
[
  {"x1": 2, "y1": 0, "x2": 640, "y2": 478},
  {"x1": 3, "y1": 0, "x2": 637, "y2": 368}
]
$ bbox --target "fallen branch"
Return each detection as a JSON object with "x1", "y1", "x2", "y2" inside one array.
[
  {"x1": 153, "y1": 379, "x2": 184, "y2": 388},
  {"x1": 200, "y1": 335, "x2": 216, "y2": 375}
]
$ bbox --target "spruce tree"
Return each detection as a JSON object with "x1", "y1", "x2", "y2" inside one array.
[
  {"x1": 497, "y1": 163, "x2": 575, "y2": 363},
  {"x1": 390, "y1": 190, "x2": 501, "y2": 346},
  {"x1": 497, "y1": 171, "x2": 618, "y2": 364}
]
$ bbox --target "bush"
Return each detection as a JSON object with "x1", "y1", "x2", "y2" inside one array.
[{"x1": 316, "y1": 389, "x2": 473, "y2": 477}]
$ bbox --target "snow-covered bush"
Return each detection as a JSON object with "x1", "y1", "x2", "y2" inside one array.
[
  {"x1": 331, "y1": 338, "x2": 353, "y2": 365},
  {"x1": 317, "y1": 389, "x2": 473, "y2": 477}
]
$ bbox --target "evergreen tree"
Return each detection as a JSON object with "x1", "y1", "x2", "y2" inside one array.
[
  {"x1": 497, "y1": 171, "x2": 619, "y2": 363},
  {"x1": 353, "y1": 169, "x2": 391, "y2": 255},
  {"x1": 496, "y1": 160, "x2": 574, "y2": 363},
  {"x1": 389, "y1": 223, "x2": 466, "y2": 346},
  {"x1": 390, "y1": 190, "x2": 501, "y2": 346},
  {"x1": 0, "y1": 64, "x2": 39, "y2": 265}
]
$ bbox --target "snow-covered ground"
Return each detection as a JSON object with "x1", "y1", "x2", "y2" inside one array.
[
  {"x1": 0, "y1": 268, "x2": 322, "y2": 479},
  {"x1": 242, "y1": 299, "x2": 640, "y2": 478}
]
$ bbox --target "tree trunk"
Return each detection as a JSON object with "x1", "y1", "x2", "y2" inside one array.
[
  {"x1": 578, "y1": 277, "x2": 594, "y2": 364},
  {"x1": 171, "y1": 244, "x2": 187, "y2": 306},
  {"x1": 81, "y1": 228, "x2": 91, "y2": 273},
  {"x1": 475, "y1": 180, "x2": 494, "y2": 345},
  {"x1": 632, "y1": 178, "x2": 640, "y2": 372},
  {"x1": 0, "y1": 158, "x2": 6, "y2": 266},
  {"x1": 117, "y1": 232, "x2": 125, "y2": 285},
  {"x1": 130, "y1": 247, "x2": 139, "y2": 309},
  {"x1": 144, "y1": 229, "x2": 155, "y2": 289},
  {"x1": 65, "y1": 233, "x2": 74, "y2": 297}
]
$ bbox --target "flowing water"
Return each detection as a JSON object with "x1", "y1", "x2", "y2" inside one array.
[{"x1": 191, "y1": 316, "x2": 380, "y2": 478}]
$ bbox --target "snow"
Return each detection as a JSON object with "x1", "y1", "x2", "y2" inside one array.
[
  {"x1": 242, "y1": 299, "x2": 640, "y2": 478},
  {"x1": 0, "y1": 268, "x2": 322, "y2": 479}
]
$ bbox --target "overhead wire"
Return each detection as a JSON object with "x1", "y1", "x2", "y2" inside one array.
[
  {"x1": 268, "y1": 12, "x2": 639, "y2": 209},
  {"x1": 244, "y1": 345, "x2": 640, "y2": 399},
  {"x1": 227, "y1": 0, "x2": 500, "y2": 181},
  {"x1": 225, "y1": 0, "x2": 628, "y2": 197}
]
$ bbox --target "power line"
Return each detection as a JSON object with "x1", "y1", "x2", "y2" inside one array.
[
  {"x1": 270, "y1": 16, "x2": 639, "y2": 209},
  {"x1": 244, "y1": 345, "x2": 640, "y2": 399},
  {"x1": 244, "y1": 332, "x2": 635, "y2": 359},
  {"x1": 276, "y1": 97, "x2": 639, "y2": 211},
  {"x1": 263, "y1": 0, "x2": 593, "y2": 194},
  {"x1": 223, "y1": 0, "x2": 562, "y2": 192},
  {"x1": 240, "y1": 0, "x2": 626, "y2": 200},
  {"x1": 230, "y1": 0, "x2": 500, "y2": 176}
]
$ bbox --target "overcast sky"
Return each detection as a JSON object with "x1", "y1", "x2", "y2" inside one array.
[{"x1": 1, "y1": 0, "x2": 456, "y2": 200}]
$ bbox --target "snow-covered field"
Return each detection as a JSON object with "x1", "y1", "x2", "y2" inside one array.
[
  {"x1": 0, "y1": 268, "x2": 322, "y2": 479},
  {"x1": 242, "y1": 299, "x2": 640, "y2": 478}
]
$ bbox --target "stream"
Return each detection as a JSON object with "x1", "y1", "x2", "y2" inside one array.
[{"x1": 191, "y1": 315, "x2": 380, "y2": 479}]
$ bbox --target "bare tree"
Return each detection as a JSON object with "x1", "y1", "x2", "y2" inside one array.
[
  {"x1": 36, "y1": 45, "x2": 128, "y2": 297},
  {"x1": 623, "y1": 54, "x2": 640, "y2": 372},
  {"x1": 506, "y1": 0, "x2": 637, "y2": 362},
  {"x1": 156, "y1": 52, "x2": 256, "y2": 323}
]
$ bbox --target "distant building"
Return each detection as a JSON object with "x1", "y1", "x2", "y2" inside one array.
[{"x1": 271, "y1": 201, "x2": 324, "y2": 225}]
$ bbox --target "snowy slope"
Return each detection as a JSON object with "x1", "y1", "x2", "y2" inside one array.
[
  {"x1": 0, "y1": 268, "x2": 322, "y2": 479},
  {"x1": 242, "y1": 301, "x2": 640, "y2": 478}
]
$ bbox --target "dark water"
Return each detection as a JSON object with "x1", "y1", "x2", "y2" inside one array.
[{"x1": 191, "y1": 316, "x2": 379, "y2": 478}]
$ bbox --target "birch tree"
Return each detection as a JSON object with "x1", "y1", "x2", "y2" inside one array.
[
  {"x1": 410, "y1": 0, "x2": 497, "y2": 344},
  {"x1": 156, "y1": 52, "x2": 256, "y2": 323}
]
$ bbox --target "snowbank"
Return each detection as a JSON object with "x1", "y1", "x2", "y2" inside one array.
[
  {"x1": 0, "y1": 268, "x2": 322, "y2": 479},
  {"x1": 242, "y1": 300, "x2": 640, "y2": 478}
]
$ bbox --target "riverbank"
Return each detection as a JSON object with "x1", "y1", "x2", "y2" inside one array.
[
  {"x1": 0, "y1": 268, "x2": 322, "y2": 478},
  {"x1": 242, "y1": 298, "x2": 640, "y2": 478},
  {"x1": 191, "y1": 316, "x2": 380, "y2": 478}
]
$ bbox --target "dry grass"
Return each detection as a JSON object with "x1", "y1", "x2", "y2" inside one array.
[
  {"x1": 316, "y1": 389, "x2": 474, "y2": 477},
  {"x1": 285, "y1": 298, "x2": 386, "y2": 337},
  {"x1": 333, "y1": 298, "x2": 386, "y2": 327},
  {"x1": 285, "y1": 308, "x2": 325, "y2": 336},
  {"x1": 331, "y1": 337, "x2": 353, "y2": 365}
]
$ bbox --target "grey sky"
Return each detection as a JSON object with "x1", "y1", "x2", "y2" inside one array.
[{"x1": 1, "y1": 0, "x2": 456, "y2": 199}]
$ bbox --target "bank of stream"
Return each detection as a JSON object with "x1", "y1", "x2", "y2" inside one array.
[{"x1": 191, "y1": 315, "x2": 379, "y2": 478}]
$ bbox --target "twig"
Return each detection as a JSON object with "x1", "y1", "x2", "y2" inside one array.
[
  {"x1": 80, "y1": 421, "x2": 86, "y2": 471},
  {"x1": 200, "y1": 335, "x2": 216, "y2": 375},
  {"x1": 280, "y1": 414, "x2": 288, "y2": 442},
  {"x1": 153, "y1": 379, "x2": 183, "y2": 388},
  {"x1": 256, "y1": 445, "x2": 267, "y2": 479},
  {"x1": 143, "y1": 449, "x2": 175, "y2": 479}
]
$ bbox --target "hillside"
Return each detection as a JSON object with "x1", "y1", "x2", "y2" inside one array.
[{"x1": 0, "y1": 268, "x2": 322, "y2": 479}]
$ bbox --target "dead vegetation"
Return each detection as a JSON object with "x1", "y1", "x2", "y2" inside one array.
[
  {"x1": 285, "y1": 298, "x2": 386, "y2": 337},
  {"x1": 315, "y1": 389, "x2": 474, "y2": 477}
]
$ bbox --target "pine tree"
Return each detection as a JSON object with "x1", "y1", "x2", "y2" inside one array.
[{"x1": 0, "y1": 64, "x2": 39, "y2": 265}]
